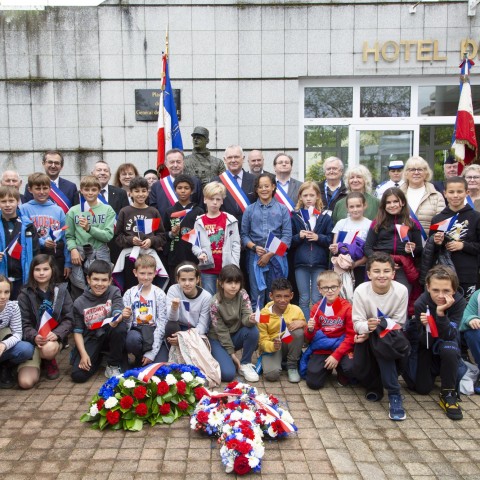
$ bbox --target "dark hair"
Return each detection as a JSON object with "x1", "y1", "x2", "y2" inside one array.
[
  {"x1": 273, "y1": 153, "x2": 293, "y2": 166},
  {"x1": 175, "y1": 261, "x2": 200, "y2": 280},
  {"x1": 270, "y1": 278, "x2": 293, "y2": 293},
  {"x1": 254, "y1": 172, "x2": 276, "y2": 199},
  {"x1": 144, "y1": 169, "x2": 158, "y2": 178},
  {"x1": 217, "y1": 265, "x2": 243, "y2": 302},
  {"x1": 366, "y1": 252, "x2": 395, "y2": 271},
  {"x1": 174, "y1": 174, "x2": 194, "y2": 191},
  {"x1": 113, "y1": 163, "x2": 140, "y2": 188},
  {"x1": 42, "y1": 150, "x2": 64, "y2": 166},
  {"x1": 425, "y1": 265, "x2": 459, "y2": 292},
  {"x1": 375, "y1": 187, "x2": 413, "y2": 233},
  {"x1": 444, "y1": 176, "x2": 468, "y2": 190},
  {"x1": 86, "y1": 260, "x2": 112, "y2": 278},
  {"x1": 129, "y1": 176, "x2": 149, "y2": 191},
  {"x1": 346, "y1": 191, "x2": 366, "y2": 206},
  {"x1": 27, "y1": 254, "x2": 58, "y2": 291}
]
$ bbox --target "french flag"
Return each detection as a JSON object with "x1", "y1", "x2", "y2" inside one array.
[
  {"x1": 170, "y1": 209, "x2": 192, "y2": 219},
  {"x1": 265, "y1": 232, "x2": 288, "y2": 256},
  {"x1": 316, "y1": 296, "x2": 335, "y2": 317},
  {"x1": 181, "y1": 229, "x2": 200, "y2": 247},
  {"x1": 5, "y1": 234, "x2": 22, "y2": 260},
  {"x1": 80, "y1": 195, "x2": 95, "y2": 216},
  {"x1": 300, "y1": 207, "x2": 320, "y2": 229},
  {"x1": 425, "y1": 306, "x2": 439, "y2": 349},
  {"x1": 395, "y1": 224, "x2": 410, "y2": 242},
  {"x1": 430, "y1": 214, "x2": 458, "y2": 232},
  {"x1": 38, "y1": 309, "x2": 58, "y2": 338},
  {"x1": 89, "y1": 313, "x2": 121, "y2": 330},
  {"x1": 337, "y1": 230, "x2": 358, "y2": 244},
  {"x1": 137, "y1": 218, "x2": 161, "y2": 234},
  {"x1": 280, "y1": 317, "x2": 293, "y2": 344},
  {"x1": 377, "y1": 308, "x2": 401, "y2": 338},
  {"x1": 50, "y1": 225, "x2": 68, "y2": 241},
  {"x1": 137, "y1": 362, "x2": 167, "y2": 382}
]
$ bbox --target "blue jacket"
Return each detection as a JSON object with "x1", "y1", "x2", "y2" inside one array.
[{"x1": 291, "y1": 211, "x2": 333, "y2": 268}]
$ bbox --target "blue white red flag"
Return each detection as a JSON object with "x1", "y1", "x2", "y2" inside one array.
[
  {"x1": 274, "y1": 183, "x2": 295, "y2": 213},
  {"x1": 219, "y1": 171, "x2": 250, "y2": 212},
  {"x1": 280, "y1": 317, "x2": 293, "y2": 344},
  {"x1": 137, "y1": 218, "x2": 161, "y2": 234},
  {"x1": 425, "y1": 306, "x2": 439, "y2": 349},
  {"x1": 337, "y1": 230, "x2": 358, "y2": 244},
  {"x1": 377, "y1": 308, "x2": 401, "y2": 338},
  {"x1": 137, "y1": 362, "x2": 167, "y2": 382},
  {"x1": 80, "y1": 195, "x2": 95, "y2": 216},
  {"x1": 49, "y1": 225, "x2": 68, "y2": 241},
  {"x1": 299, "y1": 206, "x2": 321, "y2": 230},
  {"x1": 265, "y1": 232, "x2": 288, "y2": 256},
  {"x1": 89, "y1": 313, "x2": 121, "y2": 331},
  {"x1": 181, "y1": 229, "x2": 200, "y2": 247},
  {"x1": 409, "y1": 207, "x2": 427, "y2": 243},
  {"x1": 49, "y1": 181, "x2": 71, "y2": 214},
  {"x1": 4, "y1": 234, "x2": 22, "y2": 260},
  {"x1": 430, "y1": 213, "x2": 458, "y2": 232},
  {"x1": 170, "y1": 209, "x2": 192, "y2": 219},
  {"x1": 316, "y1": 296, "x2": 335, "y2": 317},
  {"x1": 38, "y1": 308, "x2": 59, "y2": 338},
  {"x1": 395, "y1": 224, "x2": 410, "y2": 242},
  {"x1": 159, "y1": 177, "x2": 178, "y2": 206}
]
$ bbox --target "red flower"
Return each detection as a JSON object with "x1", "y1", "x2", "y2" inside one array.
[
  {"x1": 159, "y1": 403, "x2": 171, "y2": 415},
  {"x1": 269, "y1": 394, "x2": 279, "y2": 405},
  {"x1": 272, "y1": 419, "x2": 284, "y2": 433},
  {"x1": 194, "y1": 387, "x2": 208, "y2": 400},
  {"x1": 133, "y1": 385, "x2": 147, "y2": 400},
  {"x1": 226, "y1": 439, "x2": 240, "y2": 451},
  {"x1": 135, "y1": 403, "x2": 148, "y2": 417},
  {"x1": 119, "y1": 395, "x2": 134, "y2": 409},
  {"x1": 177, "y1": 400, "x2": 189, "y2": 411},
  {"x1": 96, "y1": 398, "x2": 105, "y2": 410},
  {"x1": 233, "y1": 455, "x2": 251, "y2": 475},
  {"x1": 157, "y1": 381, "x2": 169, "y2": 396},
  {"x1": 236, "y1": 441, "x2": 252, "y2": 455},
  {"x1": 106, "y1": 410, "x2": 120, "y2": 425},
  {"x1": 226, "y1": 381, "x2": 238, "y2": 389},
  {"x1": 229, "y1": 388, "x2": 243, "y2": 395},
  {"x1": 176, "y1": 380, "x2": 187, "y2": 395},
  {"x1": 196, "y1": 410, "x2": 209, "y2": 423}
]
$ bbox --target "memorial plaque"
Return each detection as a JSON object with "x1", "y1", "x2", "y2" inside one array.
[{"x1": 135, "y1": 89, "x2": 181, "y2": 121}]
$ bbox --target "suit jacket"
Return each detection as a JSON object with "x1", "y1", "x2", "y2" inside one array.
[
  {"x1": 24, "y1": 176, "x2": 79, "y2": 207},
  {"x1": 286, "y1": 177, "x2": 302, "y2": 206},
  {"x1": 106, "y1": 185, "x2": 130, "y2": 215}
]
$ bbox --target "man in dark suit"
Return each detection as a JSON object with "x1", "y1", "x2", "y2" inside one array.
[
  {"x1": 24, "y1": 150, "x2": 78, "y2": 208},
  {"x1": 273, "y1": 153, "x2": 302, "y2": 206},
  {"x1": 247, "y1": 149, "x2": 270, "y2": 176},
  {"x1": 91, "y1": 160, "x2": 129, "y2": 215}
]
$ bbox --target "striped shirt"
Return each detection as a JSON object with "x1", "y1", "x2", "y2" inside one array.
[{"x1": 0, "y1": 301, "x2": 22, "y2": 351}]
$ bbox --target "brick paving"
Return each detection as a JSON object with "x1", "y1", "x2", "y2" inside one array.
[{"x1": 1, "y1": 348, "x2": 479, "y2": 480}]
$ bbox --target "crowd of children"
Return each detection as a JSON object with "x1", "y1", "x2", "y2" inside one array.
[{"x1": 1, "y1": 156, "x2": 480, "y2": 427}]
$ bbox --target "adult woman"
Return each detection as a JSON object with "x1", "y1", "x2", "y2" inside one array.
[
  {"x1": 331, "y1": 165, "x2": 379, "y2": 224},
  {"x1": 400, "y1": 156, "x2": 445, "y2": 235},
  {"x1": 113, "y1": 163, "x2": 140, "y2": 193},
  {"x1": 463, "y1": 164, "x2": 480, "y2": 210}
]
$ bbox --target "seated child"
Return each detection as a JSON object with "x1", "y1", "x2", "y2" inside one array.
[
  {"x1": 71, "y1": 260, "x2": 130, "y2": 383},
  {"x1": 406, "y1": 265, "x2": 465, "y2": 420},
  {"x1": 209, "y1": 265, "x2": 259, "y2": 383},
  {"x1": 0, "y1": 275, "x2": 34, "y2": 388},
  {"x1": 122, "y1": 254, "x2": 168, "y2": 365},
  {"x1": 303, "y1": 271, "x2": 354, "y2": 389},
  {"x1": 18, "y1": 254, "x2": 73, "y2": 389},
  {"x1": 258, "y1": 278, "x2": 306, "y2": 383}
]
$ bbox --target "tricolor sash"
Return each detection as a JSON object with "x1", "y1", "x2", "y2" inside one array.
[
  {"x1": 274, "y1": 183, "x2": 295, "y2": 213},
  {"x1": 160, "y1": 176, "x2": 178, "y2": 206},
  {"x1": 219, "y1": 171, "x2": 250, "y2": 212},
  {"x1": 408, "y1": 207, "x2": 427, "y2": 244},
  {"x1": 49, "y1": 181, "x2": 71, "y2": 214}
]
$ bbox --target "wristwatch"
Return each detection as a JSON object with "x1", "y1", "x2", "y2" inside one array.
[{"x1": 251, "y1": 244, "x2": 257, "y2": 252}]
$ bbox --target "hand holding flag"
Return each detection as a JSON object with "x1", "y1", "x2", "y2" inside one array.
[
  {"x1": 181, "y1": 229, "x2": 200, "y2": 247},
  {"x1": 137, "y1": 218, "x2": 161, "y2": 235},
  {"x1": 395, "y1": 224, "x2": 414, "y2": 257},
  {"x1": 377, "y1": 308, "x2": 401, "y2": 338},
  {"x1": 38, "y1": 309, "x2": 59, "y2": 338},
  {"x1": 424, "y1": 306, "x2": 439, "y2": 349},
  {"x1": 265, "y1": 232, "x2": 288, "y2": 256},
  {"x1": 430, "y1": 214, "x2": 459, "y2": 232}
]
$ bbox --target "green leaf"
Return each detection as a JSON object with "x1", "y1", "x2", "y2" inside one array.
[
  {"x1": 162, "y1": 413, "x2": 175, "y2": 424},
  {"x1": 130, "y1": 418, "x2": 144, "y2": 431},
  {"x1": 98, "y1": 416, "x2": 107, "y2": 429},
  {"x1": 187, "y1": 394, "x2": 195, "y2": 404},
  {"x1": 80, "y1": 413, "x2": 92, "y2": 423},
  {"x1": 162, "y1": 392, "x2": 173, "y2": 402}
]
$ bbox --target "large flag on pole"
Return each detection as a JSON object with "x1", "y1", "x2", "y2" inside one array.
[
  {"x1": 452, "y1": 53, "x2": 477, "y2": 173},
  {"x1": 157, "y1": 33, "x2": 183, "y2": 177}
]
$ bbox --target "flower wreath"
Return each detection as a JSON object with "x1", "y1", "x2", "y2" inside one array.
[
  {"x1": 81, "y1": 363, "x2": 207, "y2": 431},
  {"x1": 190, "y1": 380, "x2": 298, "y2": 475}
]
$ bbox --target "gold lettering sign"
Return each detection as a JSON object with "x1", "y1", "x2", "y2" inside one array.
[{"x1": 362, "y1": 40, "x2": 449, "y2": 63}]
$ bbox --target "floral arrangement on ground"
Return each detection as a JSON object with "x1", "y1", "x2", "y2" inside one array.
[
  {"x1": 190, "y1": 380, "x2": 298, "y2": 475},
  {"x1": 81, "y1": 363, "x2": 208, "y2": 431}
]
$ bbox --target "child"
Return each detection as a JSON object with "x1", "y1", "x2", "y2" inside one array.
[
  {"x1": 166, "y1": 262, "x2": 212, "y2": 347},
  {"x1": 209, "y1": 265, "x2": 259, "y2": 382},
  {"x1": 241, "y1": 173, "x2": 292, "y2": 310},
  {"x1": 429, "y1": 176, "x2": 480, "y2": 300},
  {"x1": 164, "y1": 174, "x2": 204, "y2": 283},
  {"x1": 17, "y1": 254, "x2": 73, "y2": 388},
  {"x1": 0, "y1": 275, "x2": 35, "y2": 388},
  {"x1": 65, "y1": 176, "x2": 116, "y2": 299},
  {"x1": 406, "y1": 266, "x2": 465, "y2": 420},
  {"x1": 303, "y1": 271, "x2": 354, "y2": 389},
  {"x1": 291, "y1": 181, "x2": 333, "y2": 320},
  {"x1": 114, "y1": 176, "x2": 166, "y2": 291},
  {"x1": 330, "y1": 192, "x2": 372, "y2": 288},
  {"x1": 122, "y1": 254, "x2": 168, "y2": 365},
  {"x1": 352, "y1": 252, "x2": 409, "y2": 421},
  {"x1": 20, "y1": 172, "x2": 71, "y2": 280},
  {"x1": 0, "y1": 186, "x2": 39, "y2": 300},
  {"x1": 71, "y1": 260, "x2": 130, "y2": 382},
  {"x1": 258, "y1": 277, "x2": 306, "y2": 383},
  {"x1": 192, "y1": 181, "x2": 241, "y2": 296}
]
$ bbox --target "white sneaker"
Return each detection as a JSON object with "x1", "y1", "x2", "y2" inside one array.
[
  {"x1": 105, "y1": 365, "x2": 122, "y2": 378},
  {"x1": 239, "y1": 363, "x2": 259, "y2": 383}
]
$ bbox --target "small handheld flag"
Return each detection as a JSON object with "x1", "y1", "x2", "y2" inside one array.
[
  {"x1": 337, "y1": 230, "x2": 358, "y2": 244},
  {"x1": 280, "y1": 317, "x2": 293, "y2": 344},
  {"x1": 425, "y1": 306, "x2": 438, "y2": 349},
  {"x1": 170, "y1": 209, "x2": 192, "y2": 219},
  {"x1": 317, "y1": 296, "x2": 335, "y2": 317},
  {"x1": 265, "y1": 232, "x2": 288, "y2": 256},
  {"x1": 395, "y1": 224, "x2": 410, "y2": 242},
  {"x1": 430, "y1": 214, "x2": 458, "y2": 232},
  {"x1": 137, "y1": 217, "x2": 161, "y2": 235},
  {"x1": 49, "y1": 225, "x2": 68, "y2": 242},
  {"x1": 89, "y1": 313, "x2": 121, "y2": 330},
  {"x1": 377, "y1": 308, "x2": 401, "y2": 338},
  {"x1": 181, "y1": 229, "x2": 200, "y2": 247},
  {"x1": 38, "y1": 309, "x2": 59, "y2": 338},
  {"x1": 80, "y1": 195, "x2": 95, "y2": 216},
  {"x1": 4, "y1": 234, "x2": 22, "y2": 260}
]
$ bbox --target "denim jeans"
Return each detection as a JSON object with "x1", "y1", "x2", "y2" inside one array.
[
  {"x1": 295, "y1": 266, "x2": 324, "y2": 320},
  {"x1": 0, "y1": 341, "x2": 34, "y2": 365},
  {"x1": 464, "y1": 329, "x2": 480, "y2": 367},
  {"x1": 200, "y1": 273, "x2": 218, "y2": 297}
]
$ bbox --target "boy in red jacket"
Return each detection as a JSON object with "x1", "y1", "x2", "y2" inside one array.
[{"x1": 304, "y1": 271, "x2": 355, "y2": 389}]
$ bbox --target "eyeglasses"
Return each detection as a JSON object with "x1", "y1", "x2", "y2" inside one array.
[
  {"x1": 319, "y1": 285, "x2": 340, "y2": 292},
  {"x1": 465, "y1": 176, "x2": 480, "y2": 180},
  {"x1": 45, "y1": 161, "x2": 61, "y2": 166},
  {"x1": 407, "y1": 168, "x2": 424, "y2": 173}
]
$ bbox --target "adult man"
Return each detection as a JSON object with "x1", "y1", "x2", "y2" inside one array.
[
  {"x1": 318, "y1": 156, "x2": 347, "y2": 215},
  {"x1": 184, "y1": 127, "x2": 225, "y2": 188},
  {"x1": 273, "y1": 153, "x2": 302, "y2": 208},
  {"x1": 375, "y1": 160, "x2": 405, "y2": 198},
  {"x1": 149, "y1": 149, "x2": 203, "y2": 222},
  {"x1": 91, "y1": 160, "x2": 129, "y2": 215},
  {"x1": 433, "y1": 155, "x2": 459, "y2": 197},
  {"x1": 248, "y1": 150, "x2": 268, "y2": 175},
  {"x1": 24, "y1": 151, "x2": 78, "y2": 211},
  {"x1": 1, "y1": 170, "x2": 25, "y2": 203}
]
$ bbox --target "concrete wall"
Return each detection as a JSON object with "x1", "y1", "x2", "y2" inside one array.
[{"x1": 0, "y1": 0, "x2": 478, "y2": 185}]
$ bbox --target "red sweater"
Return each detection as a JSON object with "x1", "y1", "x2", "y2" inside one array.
[{"x1": 304, "y1": 297, "x2": 355, "y2": 361}]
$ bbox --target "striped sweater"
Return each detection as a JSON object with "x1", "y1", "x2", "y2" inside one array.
[{"x1": 0, "y1": 301, "x2": 22, "y2": 351}]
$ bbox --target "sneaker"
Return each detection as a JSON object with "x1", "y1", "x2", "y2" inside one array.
[
  {"x1": 287, "y1": 368, "x2": 301, "y2": 383},
  {"x1": 388, "y1": 394, "x2": 406, "y2": 421},
  {"x1": 0, "y1": 364, "x2": 15, "y2": 389},
  {"x1": 337, "y1": 372, "x2": 350, "y2": 387},
  {"x1": 238, "y1": 363, "x2": 259, "y2": 383},
  {"x1": 105, "y1": 365, "x2": 122, "y2": 379},
  {"x1": 439, "y1": 391, "x2": 463, "y2": 420},
  {"x1": 44, "y1": 359, "x2": 60, "y2": 380}
]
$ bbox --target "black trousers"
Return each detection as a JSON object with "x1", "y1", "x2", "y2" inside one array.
[{"x1": 306, "y1": 353, "x2": 354, "y2": 390}]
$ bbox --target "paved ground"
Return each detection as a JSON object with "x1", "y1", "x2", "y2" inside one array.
[{"x1": 0, "y1": 347, "x2": 479, "y2": 480}]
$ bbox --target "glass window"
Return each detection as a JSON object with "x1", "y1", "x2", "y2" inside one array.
[
  {"x1": 304, "y1": 87, "x2": 353, "y2": 118},
  {"x1": 360, "y1": 86, "x2": 411, "y2": 117},
  {"x1": 419, "y1": 85, "x2": 480, "y2": 116}
]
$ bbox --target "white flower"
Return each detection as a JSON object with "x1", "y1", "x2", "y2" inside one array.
[
  {"x1": 230, "y1": 410, "x2": 242, "y2": 421},
  {"x1": 104, "y1": 397, "x2": 118, "y2": 409},
  {"x1": 252, "y1": 442, "x2": 265, "y2": 458},
  {"x1": 89, "y1": 405, "x2": 99, "y2": 416},
  {"x1": 165, "y1": 374, "x2": 177, "y2": 385},
  {"x1": 196, "y1": 377, "x2": 206, "y2": 384},
  {"x1": 208, "y1": 410, "x2": 224, "y2": 426},
  {"x1": 267, "y1": 426, "x2": 277, "y2": 437},
  {"x1": 123, "y1": 379, "x2": 136, "y2": 389},
  {"x1": 248, "y1": 456, "x2": 260, "y2": 468},
  {"x1": 242, "y1": 409, "x2": 256, "y2": 422},
  {"x1": 181, "y1": 372, "x2": 194, "y2": 382},
  {"x1": 150, "y1": 376, "x2": 160, "y2": 384}
]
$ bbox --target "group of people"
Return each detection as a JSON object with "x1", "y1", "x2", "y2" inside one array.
[{"x1": 1, "y1": 130, "x2": 480, "y2": 425}]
